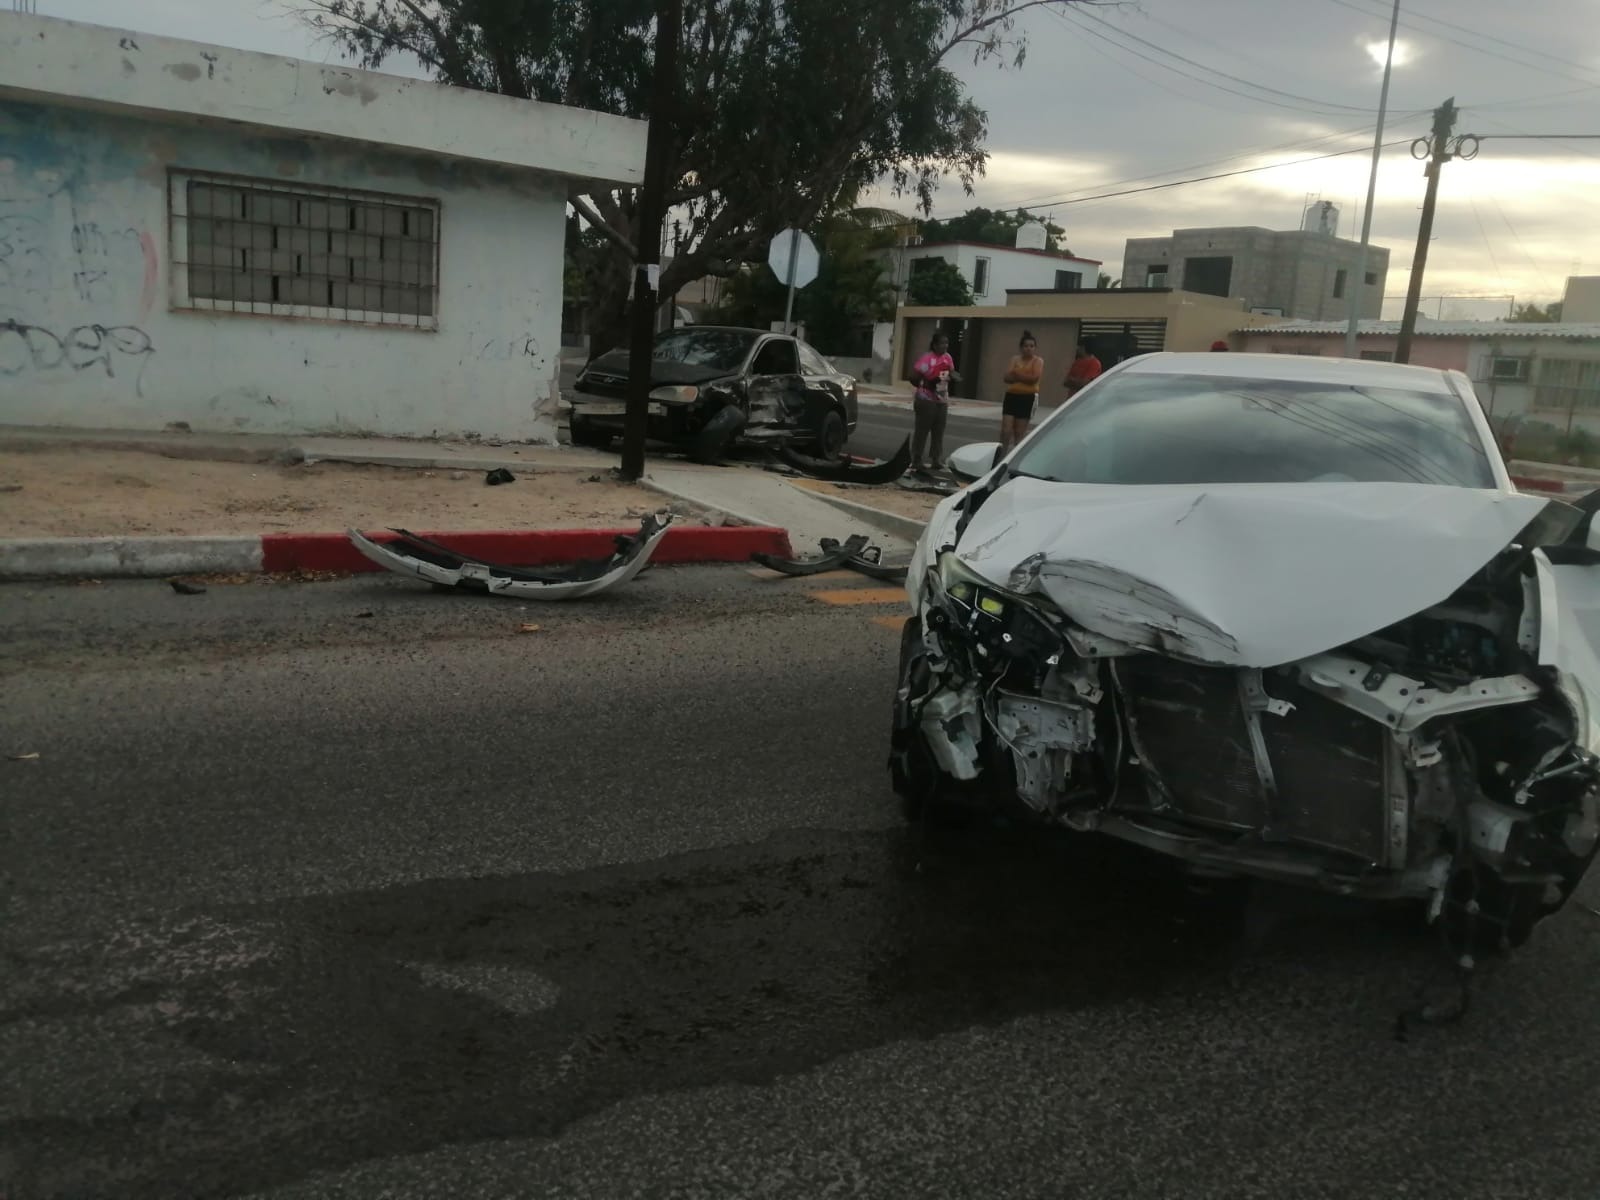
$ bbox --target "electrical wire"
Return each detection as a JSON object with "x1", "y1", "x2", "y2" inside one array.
[
  {"x1": 1049, "y1": 6, "x2": 1411, "y2": 118},
  {"x1": 1467, "y1": 196, "x2": 1507, "y2": 294},
  {"x1": 1321, "y1": 0, "x2": 1600, "y2": 89},
  {"x1": 1062, "y1": 5, "x2": 1407, "y2": 116},
  {"x1": 982, "y1": 120, "x2": 1393, "y2": 211},
  {"x1": 987, "y1": 139, "x2": 1414, "y2": 214},
  {"x1": 1324, "y1": 0, "x2": 1600, "y2": 85},
  {"x1": 1488, "y1": 193, "x2": 1555, "y2": 289}
]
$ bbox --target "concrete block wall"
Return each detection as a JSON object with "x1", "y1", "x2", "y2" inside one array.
[{"x1": 0, "y1": 98, "x2": 567, "y2": 442}]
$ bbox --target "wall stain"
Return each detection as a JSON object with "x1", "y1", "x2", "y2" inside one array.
[{"x1": 164, "y1": 63, "x2": 202, "y2": 82}]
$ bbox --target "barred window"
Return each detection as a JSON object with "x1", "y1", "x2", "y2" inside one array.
[
  {"x1": 168, "y1": 171, "x2": 439, "y2": 329},
  {"x1": 1533, "y1": 358, "x2": 1600, "y2": 413}
]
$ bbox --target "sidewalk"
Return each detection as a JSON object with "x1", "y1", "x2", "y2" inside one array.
[{"x1": 0, "y1": 424, "x2": 920, "y2": 578}]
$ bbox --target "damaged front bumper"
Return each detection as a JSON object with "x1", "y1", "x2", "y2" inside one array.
[
  {"x1": 893, "y1": 549, "x2": 1600, "y2": 947},
  {"x1": 346, "y1": 512, "x2": 673, "y2": 599}
]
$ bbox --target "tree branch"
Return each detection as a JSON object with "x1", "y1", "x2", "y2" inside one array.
[{"x1": 570, "y1": 193, "x2": 637, "y2": 257}]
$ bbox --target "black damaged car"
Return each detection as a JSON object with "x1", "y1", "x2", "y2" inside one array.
[{"x1": 568, "y1": 326, "x2": 859, "y2": 463}]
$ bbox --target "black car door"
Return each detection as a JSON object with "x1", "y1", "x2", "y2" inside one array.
[{"x1": 745, "y1": 337, "x2": 806, "y2": 428}]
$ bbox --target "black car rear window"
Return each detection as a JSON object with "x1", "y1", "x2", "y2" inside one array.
[
  {"x1": 652, "y1": 329, "x2": 759, "y2": 372},
  {"x1": 1008, "y1": 372, "x2": 1496, "y2": 488}
]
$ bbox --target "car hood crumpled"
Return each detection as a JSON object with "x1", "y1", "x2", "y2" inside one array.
[{"x1": 953, "y1": 477, "x2": 1562, "y2": 668}]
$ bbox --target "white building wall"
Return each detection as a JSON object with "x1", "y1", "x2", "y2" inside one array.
[
  {"x1": 898, "y1": 244, "x2": 1096, "y2": 301},
  {"x1": 0, "y1": 97, "x2": 568, "y2": 441}
]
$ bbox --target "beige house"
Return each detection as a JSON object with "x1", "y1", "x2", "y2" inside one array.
[{"x1": 892, "y1": 288, "x2": 1280, "y2": 404}]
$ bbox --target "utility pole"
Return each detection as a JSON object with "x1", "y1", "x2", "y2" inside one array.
[
  {"x1": 1395, "y1": 98, "x2": 1460, "y2": 364},
  {"x1": 619, "y1": 0, "x2": 681, "y2": 481},
  {"x1": 1343, "y1": 0, "x2": 1400, "y2": 358}
]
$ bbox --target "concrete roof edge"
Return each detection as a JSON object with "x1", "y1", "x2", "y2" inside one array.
[{"x1": 0, "y1": 13, "x2": 647, "y2": 185}]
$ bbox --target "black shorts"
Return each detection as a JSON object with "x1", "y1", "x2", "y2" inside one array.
[{"x1": 1001, "y1": 392, "x2": 1037, "y2": 420}]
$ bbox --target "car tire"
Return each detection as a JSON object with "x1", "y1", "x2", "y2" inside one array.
[
  {"x1": 815, "y1": 409, "x2": 847, "y2": 460},
  {"x1": 689, "y1": 405, "x2": 747, "y2": 464},
  {"x1": 570, "y1": 418, "x2": 613, "y2": 450},
  {"x1": 890, "y1": 617, "x2": 967, "y2": 826}
]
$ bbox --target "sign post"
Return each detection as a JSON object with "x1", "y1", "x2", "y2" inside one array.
[{"x1": 768, "y1": 228, "x2": 819, "y2": 335}]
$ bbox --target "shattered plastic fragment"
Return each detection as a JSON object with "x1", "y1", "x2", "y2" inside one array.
[{"x1": 346, "y1": 513, "x2": 673, "y2": 600}]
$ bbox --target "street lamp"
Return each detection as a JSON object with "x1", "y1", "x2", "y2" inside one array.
[{"x1": 1344, "y1": 0, "x2": 1401, "y2": 358}]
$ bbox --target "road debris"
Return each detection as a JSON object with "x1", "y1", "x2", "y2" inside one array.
[
  {"x1": 167, "y1": 579, "x2": 207, "y2": 595},
  {"x1": 775, "y1": 437, "x2": 911, "y2": 485},
  {"x1": 8, "y1": 752, "x2": 40, "y2": 761},
  {"x1": 355, "y1": 610, "x2": 375, "y2": 619},
  {"x1": 346, "y1": 512, "x2": 674, "y2": 600},
  {"x1": 0, "y1": 483, "x2": 22, "y2": 494},
  {"x1": 518, "y1": 623, "x2": 543, "y2": 633},
  {"x1": 484, "y1": 468, "x2": 516, "y2": 486}
]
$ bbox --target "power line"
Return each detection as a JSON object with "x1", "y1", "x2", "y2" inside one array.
[
  {"x1": 1321, "y1": 0, "x2": 1600, "y2": 89},
  {"x1": 1333, "y1": 0, "x2": 1600, "y2": 83},
  {"x1": 1002, "y1": 139, "x2": 1414, "y2": 213},
  {"x1": 983, "y1": 119, "x2": 1394, "y2": 211},
  {"x1": 1054, "y1": 6, "x2": 1407, "y2": 117}
]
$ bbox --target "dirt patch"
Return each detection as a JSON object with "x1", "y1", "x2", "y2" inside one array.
[
  {"x1": 787, "y1": 476, "x2": 947, "y2": 523},
  {"x1": 0, "y1": 449, "x2": 696, "y2": 538}
]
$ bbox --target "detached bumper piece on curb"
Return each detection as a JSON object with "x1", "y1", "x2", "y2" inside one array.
[
  {"x1": 754, "y1": 535, "x2": 911, "y2": 584},
  {"x1": 345, "y1": 513, "x2": 674, "y2": 600},
  {"x1": 775, "y1": 437, "x2": 911, "y2": 485}
]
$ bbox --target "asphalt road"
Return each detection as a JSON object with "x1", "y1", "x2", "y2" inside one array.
[{"x1": 6, "y1": 567, "x2": 1600, "y2": 1199}]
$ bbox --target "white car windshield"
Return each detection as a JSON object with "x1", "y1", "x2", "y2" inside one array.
[{"x1": 1008, "y1": 373, "x2": 1496, "y2": 489}]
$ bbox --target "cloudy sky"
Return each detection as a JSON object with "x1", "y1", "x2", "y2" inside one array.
[{"x1": 33, "y1": 0, "x2": 1600, "y2": 315}]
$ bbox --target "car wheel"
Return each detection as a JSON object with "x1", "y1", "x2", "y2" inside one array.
[
  {"x1": 815, "y1": 410, "x2": 847, "y2": 460},
  {"x1": 689, "y1": 405, "x2": 747, "y2": 464},
  {"x1": 570, "y1": 418, "x2": 613, "y2": 450},
  {"x1": 890, "y1": 617, "x2": 966, "y2": 825}
]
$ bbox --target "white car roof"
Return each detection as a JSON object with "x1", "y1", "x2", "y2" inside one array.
[{"x1": 1119, "y1": 351, "x2": 1457, "y2": 392}]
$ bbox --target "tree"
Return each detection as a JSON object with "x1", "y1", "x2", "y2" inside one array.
[
  {"x1": 918, "y1": 206, "x2": 1069, "y2": 253},
  {"x1": 1096, "y1": 272, "x2": 1114, "y2": 289},
  {"x1": 710, "y1": 209, "x2": 902, "y2": 353},
  {"x1": 1511, "y1": 301, "x2": 1563, "y2": 323},
  {"x1": 295, "y1": 0, "x2": 1096, "y2": 354},
  {"x1": 906, "y1": 258, "x2": 974, "y2": 307}
]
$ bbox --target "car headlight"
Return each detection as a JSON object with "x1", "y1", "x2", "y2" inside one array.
[
  {"x1": 931, "y1": 551, "x2": 1064, "y2": 663},
  {"x1": 649, "y1": 385, "x2": 700, "y2": 404}
]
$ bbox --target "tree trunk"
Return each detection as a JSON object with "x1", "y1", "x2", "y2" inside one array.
[{"x1": 584, "y1": 258, "x2": 634, "y2": 363}]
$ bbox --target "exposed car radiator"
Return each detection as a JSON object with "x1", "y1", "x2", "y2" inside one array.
[{"x1": 1115, "y1": 656, "x2": 1391, "y2": 864}]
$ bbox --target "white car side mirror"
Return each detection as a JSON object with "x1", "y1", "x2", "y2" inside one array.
[{"x1": 949, "y1": 441, "x2": 1003, "y2": 480}]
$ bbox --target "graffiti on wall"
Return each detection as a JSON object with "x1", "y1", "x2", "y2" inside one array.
[
  {"x1": 1, "y1": 160, "x2": 159, "y2": 396},
  {"x1": 0, "y1": 318, "x2": 155, "y2": 395}
]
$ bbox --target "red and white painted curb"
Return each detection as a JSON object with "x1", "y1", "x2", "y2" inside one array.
[
  {"x1": 0, "y1": 525, "x2": 794, "y2": 581},
  {"x1": 1510, "y1": 476, "x2": 1595, "y2": 496}
]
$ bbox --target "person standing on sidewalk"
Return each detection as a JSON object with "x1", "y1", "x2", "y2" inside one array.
[
  {"x1": 1000, "y1": 330, "x2": 1043, "y2": 453},
  {"x1": 1064, "y1": 341, "x2": 1103, "y2": 398},
  {"x1": 908, "y1": 332, "x2": 959, "y2": 472}
]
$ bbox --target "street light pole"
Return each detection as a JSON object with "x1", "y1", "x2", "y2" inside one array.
[{"x1": 1343, "y1": 0, "x2": 1400, "y2": 358}]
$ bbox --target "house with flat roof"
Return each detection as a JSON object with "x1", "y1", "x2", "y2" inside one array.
[
  {"x1": 1234, "y1": 319, "x2": 1600, "y2": 432},
  {"x1": 0, "y1": 13, "x2": 646, "y2": 442}
]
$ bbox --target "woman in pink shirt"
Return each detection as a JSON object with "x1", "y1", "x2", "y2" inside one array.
[{"x1": 908, "y1": 332, "x2": 959, "y2": 472}]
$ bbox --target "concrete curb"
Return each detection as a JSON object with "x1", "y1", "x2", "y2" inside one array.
[
  {"x1": 0, "y1": 526, "x2": 793, "y2": 581},
  {"x1": 639, "y1": 475, "x2": 777, "y2": 534},
  {"x1": 786, "y1": 485, "x2": 929, "y2": 543},
  {"x1": 0, "y1": 536, "x2": 263, "y2": 579}
]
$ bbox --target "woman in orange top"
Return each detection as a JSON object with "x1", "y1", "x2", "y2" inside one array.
[{"x1": 1000, "y1": 330, "x2": 1044, "y2": 453}]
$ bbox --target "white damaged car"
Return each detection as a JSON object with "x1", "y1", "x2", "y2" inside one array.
[{"x1": 892, "y1": 352, "x2": 1600, "y2": 952}]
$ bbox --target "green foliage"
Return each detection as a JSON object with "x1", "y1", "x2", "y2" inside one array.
[
  {"x1": 710, "y1": 214, "x2": 899, "y2": 354},
  {"x1": 918, "y1": 206, "x2": 1068, "y2": 253},
  {"x1": 906, "y1": 258, "x2": 974, "y2": 307},
  {"x1": 1511, "y1": 301, "x2": 1564, "y2": 323},
  {"x1": 296, "y1": 0, "x2": 1087, "y2": 350}
]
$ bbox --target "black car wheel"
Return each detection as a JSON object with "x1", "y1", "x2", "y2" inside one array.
[
  {"x1": 569, "y1": 417, "x2": 613, "y2": 450},
  {"x1": 816, "y1": 409, "x2": 847, "y2": 460},
  {"x1": 689, "y1": 405, "x2": 747, "y2": 464}
]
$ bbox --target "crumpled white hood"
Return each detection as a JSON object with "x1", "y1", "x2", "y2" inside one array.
[{"x1": 953, "y1": 478, "x2": 1557, "y2": 667}]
